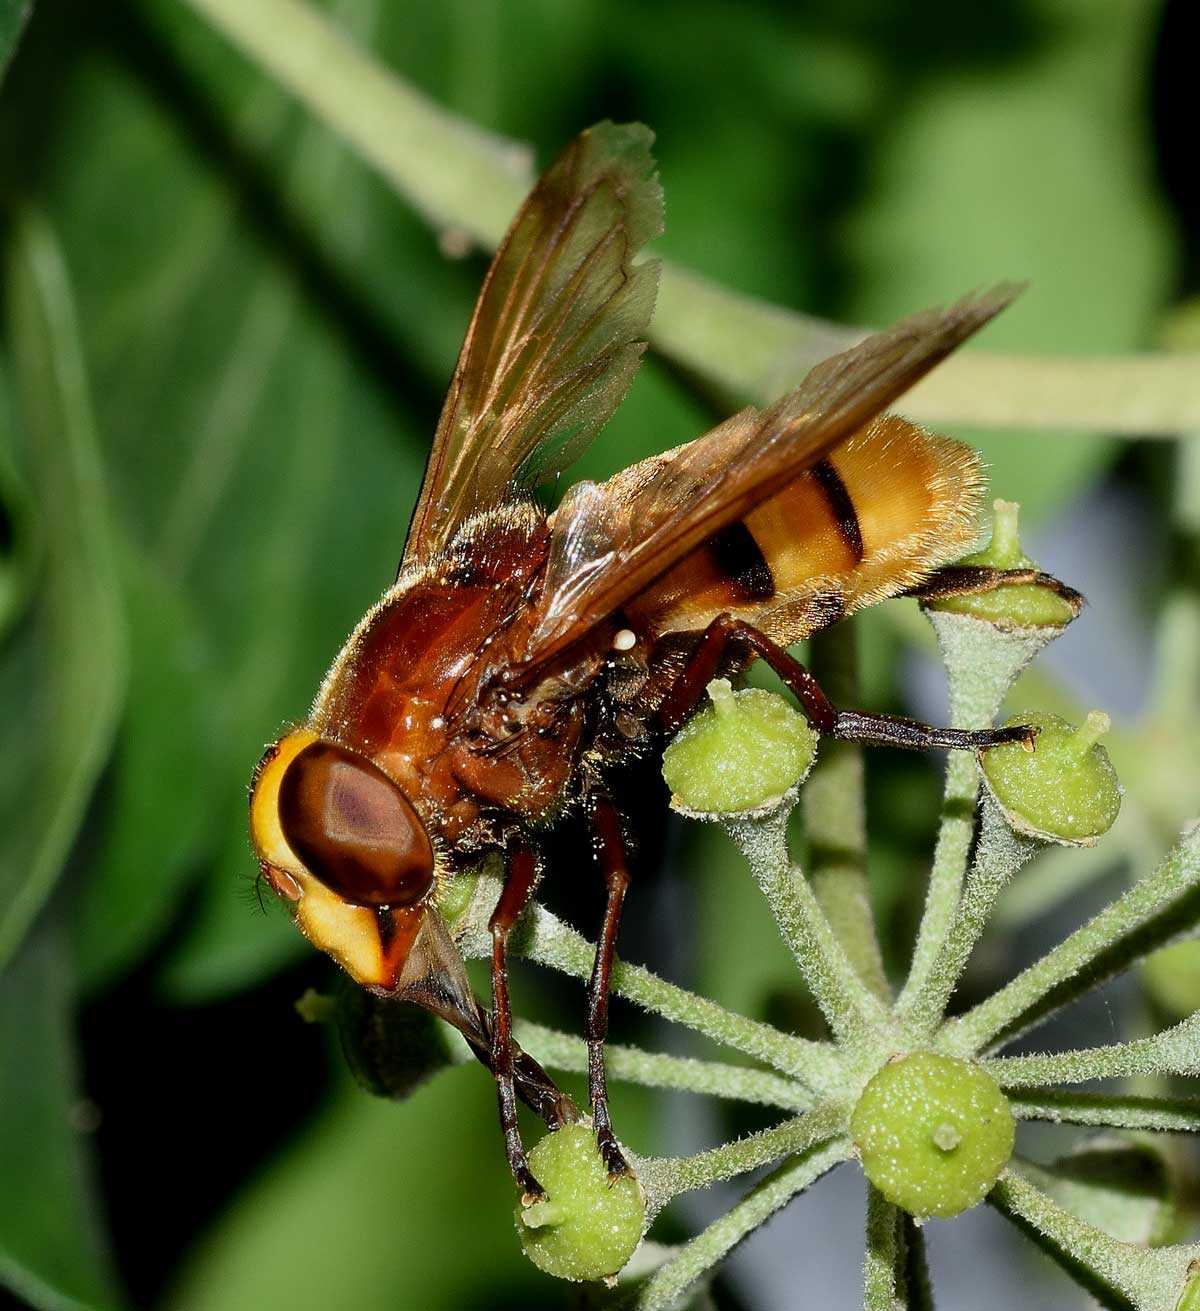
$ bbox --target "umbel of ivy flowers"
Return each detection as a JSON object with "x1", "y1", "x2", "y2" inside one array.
[{"x1": 318, "y1": 501, "x2": 1200, "y2": 1310}]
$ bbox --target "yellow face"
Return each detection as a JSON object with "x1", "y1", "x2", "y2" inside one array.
[{"x1": 249, "y1": 728, "x2": 437, "y2": 989}]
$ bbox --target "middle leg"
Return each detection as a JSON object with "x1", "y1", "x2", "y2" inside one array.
[
  {"x1": 656, "y1": 612, "x2": 1035, "y2": 750},
  {"x1": 585, "y1": 792, "x2": 633, "y2": 1179}
]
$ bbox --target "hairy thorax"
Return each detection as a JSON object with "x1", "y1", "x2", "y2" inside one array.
[{"x1": 309, "y1": 506, "x2": 606, "y2": 849}]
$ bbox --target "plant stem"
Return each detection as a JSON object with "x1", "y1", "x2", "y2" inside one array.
[
  {"x1": 1009, "y1": 1089, "x2": 1200, "y2": 1133},
  {"x1": 939, "y1": 825, "x2": 1200, "y2": 1056},
  {"x1": 459, "y1": 896, "x2": 846, "y2": 1097},
  {"x1": 180, "y1": 0, "x2": 530, "y2": 248},
  {"x1": 899, "y1": 614, "x2": 1050, "y2": 1021},
  {"x1": 636, "y1": 1100, "x2": 847, "y2": 1214},
  {"x1": 181, "y1": 0, "x2": 1200, "y2": 435},
  {"x1": 982, "y1": 1011, "x2": 1200, "y2": 1087},
  {"x1": 722, "y1": 808, "x2": 892, "y2": 1050},
  {"x1": 990, "y1": 1163, "x2": 1200, "y2": 1311},
  {"x1": 864, "y1": 1187, "x2": 936, "y2": 1311},
  {"x1": 511, "y1": 1020, "x2": 812, "y2": 1112},
  {"x1": 905, "y1": 799, "x2": 1038, "y2": 1039},
  {"x1": 804, "y1": 625, "x2": 889, "y2": 1001},
  {"x1": 630, "y1": 1138, "x2": 850, "y2": 1311}
]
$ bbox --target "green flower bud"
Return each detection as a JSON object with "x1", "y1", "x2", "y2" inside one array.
[
  {"x1": 925, "y1": 499, "x2": 1080, "y2": 629},
  {"x1": 662, "y1": 680, "x2": 818, "y2": 816},
  {"x1": 851, "y1": 1052, "x2": 1015, "y2": 1219},
  {"x1": 980, "y1": 710, "x2": 1122, "y2": 846},
  {"x1": 515, "y1": 1124, "x2": 645, "y2": 1282}
]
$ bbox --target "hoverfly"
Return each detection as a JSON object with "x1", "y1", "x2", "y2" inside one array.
[{"x1": 250, "y1": 122, "x2": 1031, "y2": 1200}]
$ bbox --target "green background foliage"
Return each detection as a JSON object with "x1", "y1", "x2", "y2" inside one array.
[{"x1": 0, "y1": 0, "x2": 1193, "y2": 1307}]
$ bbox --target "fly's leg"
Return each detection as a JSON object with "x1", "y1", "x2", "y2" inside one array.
[
  {"x1": 584, "y1": 793, "x2": 633, "y2": 1179},
  {"x1": 461, "y1": 1026, "x2": 579, "y2": 1131},
  {"x1": 908, "y1": 564, "x2": 1083, "y2": 609},
  {"x1": 656, "y1": 612, "x2": 1035, "y2": 749},
  {"x1": 489, "y1": 838, "x2": 545, "y2": 1201}
]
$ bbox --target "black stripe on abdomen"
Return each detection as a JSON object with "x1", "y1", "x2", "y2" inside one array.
[
  {"x1": 706, "y1": 520, "x2": 775, "y2": 601},
  {"x1": 812, "y1": 459, "x2": 864, "y2": 562}
]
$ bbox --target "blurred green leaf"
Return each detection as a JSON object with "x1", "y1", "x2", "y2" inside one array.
[
  {"x1": 0, "y1": 0, "x2": 33, "y2": 81},
  {"x1": 0, "y1": 373, "x2": 39, "y2": 641},
  {"x1": 0, "y1": 916, "x2": 123, "y2": 1311},
  {"x1": 0, "y1": 207, "x2": 127, "y2": 970},
  {"x1": 166, "y1": 1071, "x2": 548, "y2": 1311},
  {"x1": 843, "y1": 0, "x2": 1172, "y2": 516},
  {"x1": 29, "y1": 1, "x2": 437, "y2": 998},
  {"x1": 72, "y1": 539, "x2": 219, "y2": 994}
]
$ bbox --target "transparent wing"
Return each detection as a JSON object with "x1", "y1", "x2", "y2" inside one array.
[
  {"x1": 526, "y1": 287, "x2": 1020, "y2": 664},
  {"x1": 403, "y1": 122, "x2": 663, "y2": 567}
]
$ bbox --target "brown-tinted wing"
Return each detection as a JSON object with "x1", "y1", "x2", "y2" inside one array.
[
  {"x1": 403, "y1": 122, "x2": 662, "y2": 567},
  {"x1": 525, "y1": 287, "x2": 1019, "y2": 665}
]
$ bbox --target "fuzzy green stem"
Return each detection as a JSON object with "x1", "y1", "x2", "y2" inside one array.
[
  {"x1": 636, "y1": 1100, "x2": 847, "y2": 1215},
  {"x1": 864, "y1": 1188, "x2": 935, "y2": 1311},
  {"x1": 905, "y1": 798, "x2": 1039, "y2": 1039},
  {"x1": 722, "y1": 807, "x2": 892, "y2": 1050},
  {"x1": 990, "y1": 1163, "x2": 1200, "y2": 1311},
  {"x1": 1009, "y1": 1089, "x2": 1200, "y2": 1133},
  {"x1": 899, "y1": 614, "x2": 1051, "y2": 1020},
  {"x1": 511, "y1": 1020, "x2": 812, "y2": 1112},
  {"x1": 182, "y1": 0, "x2": 1200, "y2": 434},
  {"x1": 939, "y1": 825, "x2": 1200, "y2": 1056},
  {"x1": 457, "y1": 890, "x2": 845, "y2": 1096},
  {"x1": 180, "y1": 0, "x2": 529, "y2": 248},
  {"x1": 804, "y1": 625, "x2": 889, "y2": 1001},
  {"x1": 630, "y1": 1138, "x2": 850, "y2": 1311},
  {"x1": 864, "y1": 1187, "x2": 904, "y2": 1311},
  {"x1": 982, "y1": 1011, "x2": 1200, "y2": 1087}
]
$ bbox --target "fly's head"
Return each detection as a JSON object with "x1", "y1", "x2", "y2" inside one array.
[{"x1": 249, "y1": 729, "x2": 442, "y2": 990}]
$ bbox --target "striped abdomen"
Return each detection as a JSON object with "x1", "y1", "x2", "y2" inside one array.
[{"x1": 623, "y1": 413, "x2": 985, "y2": 646}]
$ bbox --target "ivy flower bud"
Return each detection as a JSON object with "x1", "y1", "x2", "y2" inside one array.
[
  {"x1": 980, "y1": 710, "x2": 1122, "y2": 846},
  {"x1": 662, "y1": 680, "x2": 818, "y2": 816},
  {"x1": 851, "y1": 1052, "x2": 1015, "y2": 1219},
  {"x1": 925, "y1": 499, "x2": 1081, "y2": 630},
  {"x1": 515, "y1": 1124, "x2": 645, "y2": 1281}
]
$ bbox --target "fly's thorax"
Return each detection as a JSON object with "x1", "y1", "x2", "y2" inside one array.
[{"x1": 311, "y1": 508, "x2": 552, "y2": 751}]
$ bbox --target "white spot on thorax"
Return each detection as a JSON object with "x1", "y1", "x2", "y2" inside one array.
[{"x1": 613, "y1": 628, "x2": 637, "y2": 652}]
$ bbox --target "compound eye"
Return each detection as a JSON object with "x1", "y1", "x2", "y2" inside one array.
[{"x1": 277, "y1": 741, "x2": 435, "y2": 908}]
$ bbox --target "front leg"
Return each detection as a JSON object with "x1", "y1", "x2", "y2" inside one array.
[
  {"x1": 489, "y1": 837, "x2": 545, "y2": 1201},
  {"x1": 656, "y1": 613, "x2": 1035, "y2": 750},
  {"x1": 585, "y1": 793, "x2": 633, "y2": 1179}
]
